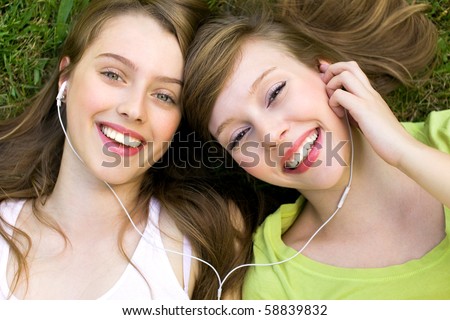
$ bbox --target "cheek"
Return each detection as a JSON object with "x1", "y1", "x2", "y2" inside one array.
[
  {"x1": 305, "y1": 96, "x2": 328, "y2": 115},
  {"x1": 142, "y1": 110, "x2": 181, "y2": 167},
  {"x1": 243, "y1": 163, "x2": 281, "y2": 187},
  {"x1": 66, "y1": 80, "x2": 109, "y2": 120},
  {"x1": 232, "y1": 147, "x2": 271, "y2": 180},
  {"x1": 66, "y1": 96, "x2": 105, "y2": 138},
  {"x1": 290, "y1": 79, "x2": 329, "y2": 115},
  {"x1": 243, "y1": 165, "x2": 264, "y2": 179},
  {"x1": 151, "y1": 109, "x2": 181, "y2": 141}
]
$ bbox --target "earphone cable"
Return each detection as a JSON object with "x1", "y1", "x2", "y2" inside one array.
[
  {"x1": 57, "y1": 84, "x2": 353, "y2": 300},
  {"x1": 218, "y1": 110, "x2": 354, "y2": 295},
  {"x1": 56, "y1": 87, "x2": 224, "y2": 297}
]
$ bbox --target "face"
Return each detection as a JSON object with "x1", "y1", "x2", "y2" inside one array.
[
  {"x1": 61, "y1": 14, "x2": 183, "y2": 185},
  {"x1": 209, "y1": 40, "x2": 351, "y2": 191}
]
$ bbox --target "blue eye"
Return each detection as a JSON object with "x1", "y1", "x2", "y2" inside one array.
[
  {"x1": 228, "y1": 127, "x2": 250, "y2": 151},
  {"x1": 101, "y1": 71, "x2": 121, "y2": 81},
  {"x1": 267, "y1": 81, "x2": 286, "y2": 107},
  {"x1": 155, "y1": 93, "x2": 175, "y2": 104}
]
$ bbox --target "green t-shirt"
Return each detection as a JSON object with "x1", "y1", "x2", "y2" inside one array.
[{"x1": 243, "y1": 110, "x2": 450, "y2": 299}]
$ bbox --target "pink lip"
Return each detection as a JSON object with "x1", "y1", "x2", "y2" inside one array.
[
  {"x1": 101, "y1": 121, "x2": 146, "y2": 142},
  {"x1": 97, "y1": 121, "x2": 146, "y2": 157},
  {"x1": 282, "y1": 128, "x2": 322, "y2": 174},
  {"x1": 282, "y1": 128, "x2": 317, "y2": 162}
]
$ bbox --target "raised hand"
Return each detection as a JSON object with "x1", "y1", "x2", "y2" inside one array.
[
  {"x1": 320, "y1": 61, "x2": 418, "y2": 168},
  {"x1": 320, "y1": 61, "x2": 450, "y2": 208}
]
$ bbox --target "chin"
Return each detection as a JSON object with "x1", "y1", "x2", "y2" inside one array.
[
  {"x1": 297, "y1": 163, "x2": 349, "y2": 191},
  {"x1": 93, "y1": 167, "x2": 145, "y2": 187},
  {"x1": 317, "y1": 165, "x2": 349, "y2": 189}
]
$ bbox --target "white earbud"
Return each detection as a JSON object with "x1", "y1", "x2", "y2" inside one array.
[
  {"x1": 55, "y1": 80, "x2": 83, "y2": 163},
  {"x1": 56, "y1": 81, "x2": 68, "y2": 108},
  {"x1": 53, "y1": 78, "x2": 223, "y2": 299}
]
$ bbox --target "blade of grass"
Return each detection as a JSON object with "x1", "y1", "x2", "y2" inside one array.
[{"x1": 55, "y1": 0, "x2": 73, "y2": 43}]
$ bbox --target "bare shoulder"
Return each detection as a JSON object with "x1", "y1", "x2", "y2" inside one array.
[{"x1": 158, "y1": 205, "x2": 198, "y2": 298}]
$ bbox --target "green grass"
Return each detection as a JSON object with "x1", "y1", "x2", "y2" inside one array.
[
  {"x1": 386, "y1": 0, "x2": 450, "y2": 121},
  {"x1": 0, "y1": 0, "x2": 449, "y2": 121},
  {"x1": 0, "y1": 0, "x2": 89, "y2": 119}
]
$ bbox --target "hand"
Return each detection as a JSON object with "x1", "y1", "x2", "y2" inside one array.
[
  {"x1": 320, "y1": 61, "x2": 418, "y2": 167},
  {"x1": 321, "y1": 61, "x2": 450, "y2": 209}
]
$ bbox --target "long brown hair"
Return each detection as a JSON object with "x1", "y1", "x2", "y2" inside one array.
[
  {"x1": 0, "y1": 0, "x2": 255, "y2": 299},
  {"x1": 182, "y1": 0, "x2": 437, "y2": 141}
]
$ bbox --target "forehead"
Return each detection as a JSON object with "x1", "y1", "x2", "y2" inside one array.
[
  {"x1": 230, "y1": 39, "x2": 291, "y2": 82},
  {"x1": 216, "y1": 40, "x2": 294, "y2": 103},
  {"x1": 93, "y1": 13, "x2": 177, "y2": 50},
  {"x1": 217, "y1": 39, "x2": 303, "y2": 101},
  {"x1": 80, "y1": 13, "x2": 183, "y2": 73}
]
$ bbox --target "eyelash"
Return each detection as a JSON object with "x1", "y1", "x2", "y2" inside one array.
[
  {"x1": 154, "y1": 92, "x2": 176, "y2": 105},
  {"x1": 227, "y1": 81, "x2": 287, "y2": 151},
  {"x1": 101, "y1": 71, "x2": 176, "y2": 105},
  {"x1": 267, "y1": 81, "x2": 286, "y2": 107},
  {"x1": 101, "y1": 70, "x2": 122, "y2": 82},
  {"x1": 228, "y1": 127, "x2": 250, "y2": 151}
]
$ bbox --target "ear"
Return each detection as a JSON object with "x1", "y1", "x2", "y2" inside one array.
[{"x1": 58, "y1": 56, "x2": 71, "y2": 87}]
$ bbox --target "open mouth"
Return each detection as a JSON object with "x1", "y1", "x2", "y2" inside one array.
[
  {"x1": 284, "y1": 129, "x2": 319, "y2": 170},
  {"x1": 100, "y1": 124, "x2": 143, "y2": 149}
]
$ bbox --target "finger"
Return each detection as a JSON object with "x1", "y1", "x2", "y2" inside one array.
[
  {"x1": 329, "y1": 104, "x2": 346, "y2": 118},
  {"x1": 319, "y1": 62, "x2": 329, "y2": 75},
  {"x1": 328, "y1": 88, "x2": 364, "y2": 119},
  {"x1": 326, "y1": 70, "x2": 370, "y2": 98},
  {"x1": 322, "y1": 61, "x2": 372, "y2": 89}
]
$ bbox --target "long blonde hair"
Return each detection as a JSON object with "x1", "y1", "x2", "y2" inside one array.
[{"x1": 0, "y1": 0, "x2": 255, "y2": 299}]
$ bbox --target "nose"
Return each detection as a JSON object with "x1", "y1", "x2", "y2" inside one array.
[
  {"x1": 258, "y1": 117, "x2": 288, "y2": 150},
  {"x1": 116, "y1": 90, "x2": 147, "y2": 123}
]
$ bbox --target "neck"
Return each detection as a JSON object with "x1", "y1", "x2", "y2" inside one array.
[
  {"x1": 43, "y1": 146, "x2": 143, "y2": 230},
  {"x1": 299, "y1": 128, "x2": 403, "y2": 233}
]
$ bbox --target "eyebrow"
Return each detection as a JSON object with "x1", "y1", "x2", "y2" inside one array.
[
  {"x1": 249, "y1": 67, "x2": 276, "y2": 95},
  {"x1": 97, "y1": 53, "x2": 138, "y2": 71},
  {"x1": 215, "y1": 67, "x2": 277, "y2": 138},
  {"x1": 96, "y1": 53, "x2": 183, "y2": 86},
  {"x1": 215, "y1": 117, "x2": 236, "y2": 138},
  {"x1": 156, "y1": 76, "x2": 183, "y2": 86}
]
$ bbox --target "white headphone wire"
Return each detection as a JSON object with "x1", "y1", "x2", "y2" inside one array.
[
  {"x1": 218, "y1": 110, "x2": 354, "y2": 293},
  {"x1": 57, "y1": 82, "x2": 353, "y2": 300},
  {"x1": 56, "y1": 84, "x2": 223, "y2": 295}
]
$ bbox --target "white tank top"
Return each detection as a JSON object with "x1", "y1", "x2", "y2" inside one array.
[{"x1": 0, "y1": 198, "x2": 192, "y2": 299}]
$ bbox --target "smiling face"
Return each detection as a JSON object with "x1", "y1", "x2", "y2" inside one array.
[
  {"x1": 209, "y1": 39, "x2": 351, "y2": 191},
  {"x1": 61, "y1": 13, "x2": 183, "y2": 185}
]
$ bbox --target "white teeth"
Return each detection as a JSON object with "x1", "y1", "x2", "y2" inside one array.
[
  {"x1": 285, "y1": 159, "x2": 300, "y2": 169},
  {"x1": 101, "y1": 125, "x2": 142, "y2": 148},
  {"x1": 285, "y1": 130, "x2": 319, "y2": 169}
]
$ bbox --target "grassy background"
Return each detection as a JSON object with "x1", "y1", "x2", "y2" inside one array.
[{"x1": 0, "y1": 0, "x2": 448, "y2": 121}]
